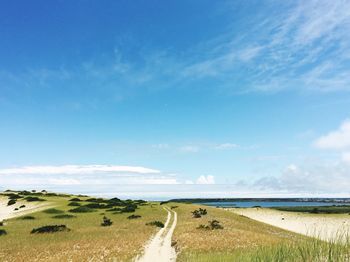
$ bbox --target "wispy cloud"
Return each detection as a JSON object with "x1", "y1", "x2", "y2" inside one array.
[{"x1": 196, "y1": 175, "x2": 215, "y2": 185}]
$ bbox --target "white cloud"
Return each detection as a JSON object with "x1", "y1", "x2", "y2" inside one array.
[
  {"x1": 0, "y1": 165, "x2": 160, "y2": 175},
  {"x1": 314, "y1": 120, "x2": 350, "y2": 150},
  {"x1": 342, "y1": 152, "x2": 350, "y2": 164},
  {"x1": 196, "y1": 175, "x2": 215, "y2": 185}
]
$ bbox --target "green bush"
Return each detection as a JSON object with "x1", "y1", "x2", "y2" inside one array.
[
  {"x1": 68, "y1": 202, "x2": 81, "y2": 207},
  {"x1": 69, "y1": 197, "x2": 82, "y2": 202},
  {"x1": 146, "y1": 221, "x2": 164, "y2": 228},
  {"x1": 20, "y1": 216, "x2": 35, "y2": 220},
  {"x1": 197, "y1": 220, "x2": 223, "y2": 230},
  {"x1": 127, "y1": 214, "x2": 141, "y2": 219},
  {"x1": 7, "y1": 199, "x2": 16, "y2": 206},
  {"x1": 69, "y1": 206, "x2": 96, "y2": 213},
  {"x1": 52, "y1": 214, "x2": 76, "y2": 219},
  {"x1": 0, "y1": 229, "x2": 7, "y2": 236},
  {"x1": 101, "y1": 216, "x2": 113, "y2": 226},
  {"x1": 43, "y1": 208, "x2": 64, "y2": 214},
  {"x1": 25, "y1": 196, "x2": 45, "y2": 202},
  {"x1": 19, "y1": 205, "x2": 26, "y2": 208},
  {"x1": 31, "y1": 225, "x2": 70, "y2": 234}
]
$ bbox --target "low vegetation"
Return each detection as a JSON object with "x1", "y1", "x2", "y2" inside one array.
[
  {"x1": 0, "y1": 229, "x2": 7, "y2": 236},
  {"x1": 128, "y1": 214, "x2": 141, "y2": 219},
  {"x1": 19, "y1": 216, "x2": 36, "y2": 220},
  {"x1": 31, "y1": 225, "x2": 70, "y2": 234},
  {"x1": 272, "y1": 205, "x2": 350, "y2": 214},
  {"x1": 197, "y1": 220, "x2": 223, "y2": 230},
  {"x1": 146, "y1": 220, "x2": 165, "y2": 228},
  {"x1": 101, "y1": 216, "x2": 113, "y2": 226},
  {"x1": 52, "y1": 214, "x2": 76, "y2": 219}
]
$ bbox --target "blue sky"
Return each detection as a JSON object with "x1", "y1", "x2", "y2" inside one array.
[{"x1": 1, "y1": 0, "x2": 350, "y2": 198}]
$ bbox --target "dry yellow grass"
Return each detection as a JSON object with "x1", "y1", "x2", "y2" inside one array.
[
  {"x1": 0, "y1": 196, "x2": 166, "y2": 262},
  {"x1": 172, "y1": 203, "x2": 304, "y2": 261}
]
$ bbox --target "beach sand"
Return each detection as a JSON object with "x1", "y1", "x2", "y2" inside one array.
[
  {"x1": 0, "y1": 196, "x2": 51, "y2": 222},
  {"x1": 229, "y1": 208, "x2": 350, "y2": 241}
]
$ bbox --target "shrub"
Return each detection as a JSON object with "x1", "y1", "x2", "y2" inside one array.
[
  {"x1": 19, "y1": 205, "x2": 26, "y2": 208},
  {"x1": 146, "y1": 221, "x2": 164, "y2": 228},
  {"x1": 84, "y1": 203, "x2": 107, "y2": 209},
  {"x1": 31, "y1": 225, "x2": 70, "y2": 234},
  {"x1": 20, "y1": 216, "x2": 35, "y2": 220},
  {"x1": 68, "y1": 202, "x2": 81, "y2": 207},
  {"x1": 171, "y1": 206, "x2": 178, "y2": 209},
  {"x1": 52, "y1": 214, "x2": 76, "y2": 219},
  {"x1": 7, "y1": 199, "x2": 16, "y2": 206},
  {"x1": 197, "y1": 220, "x2": 223, "y2": 230},
  {"x1": 121, "y1": 205, "x2": 136, "y2": 213},
  {"x1": 192, "y1": 208, "x2": 207, "y2": 218},
  {"x1": 0, "y1": 222, "x2": 3, "y2": 226},
  {"x1": 69, "y1": 198, "x2": 81, "y2": 202},
  {"x1": 14, "y1": 208, "x2": 19, "y2": 211},
  {"x1": 106, "y1": 207, "x2": 122, "y2": 212},
  {"x1": 69, "y1": 206, "x2": 96, "y2": 213},
  {"x1": 0, "y1": 229, "x2": 7, "y2": 236},
  {"x1": 43, "y1": 208, "x2": 64, "y2": 214},
  {"x1": 25, "y1": 196, "x2": 45, "y2": 202},
  {"x1": 7, "y1": 193, "x2": 22, "y2": 200},
  {"x1": 127, "y1": 214, "x2": 141, "y2": 219},
  {"x1": 101, "y1": 216, "x2": 113, "y2": 226}
]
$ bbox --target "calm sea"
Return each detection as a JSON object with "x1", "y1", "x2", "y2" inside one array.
[{"x1": 200, "y1": 201, "x2": 350, "y2": 208}]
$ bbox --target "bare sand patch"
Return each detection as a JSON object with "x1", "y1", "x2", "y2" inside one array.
[
  {"x1": 229, "y1": 207, "x2": 350, "y2": 241},
  {"x1": 0, "y1": 196, "x2": 52, "y2": 222}
]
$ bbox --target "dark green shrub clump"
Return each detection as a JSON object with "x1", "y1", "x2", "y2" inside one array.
[
  {"x1": 43, "y1": 208, "x2": 64, "y2": 214},
  {"x1": 19, "y1": 205, "x2": 26, "y2": 208},
  {"x1": 101, "y1": 216, "x2": 113, "y2": 226},
  {"x1": 69, "y1": 198, "x2": 82, "y2": 202},
  {"x1": 20, "y1": 216, "x2": 35, "y2": 220},
  {"x1": 69, "y1": 206, "x2": 96, "y2": 213},
  {"x1": 0, "y1": 229, "x2": 7, "y2": 236},
  {"x1": 84, "y1": 203, "x2": 107, "y2": 209},
  {"x1": 68, "y1": 202, "x2": 81, "y2": 207},
  {"x1": 25, "y1": 196, "x2": 45, "y2": 202},
  {"x1": 121, "y1": 205, "x2": 136, "y2": 213},
  {"x1": 52, "y1": 214, "x2": 76, "y2": 219},
  {"x1": 192, "y1": 208, "x2": 207, "y2": 218},
  {"x1": 31, "y1": 225, "x2": 70, "y2": 234},
  {"x1": 0, "y1": 222, "x2": 3, "y2": 226},
  {"x1": 146, "y1": 221, "x2": 164, "y2": 228},
  {"x1": 127, "y1": 214, "x2": 141, "y2": 219},
  {"x1": 7, "y1": 199, "x2": 16, "y2": 206},
  {"x1": 197, "y1": 220, "x2": 223, "y2": 230}
]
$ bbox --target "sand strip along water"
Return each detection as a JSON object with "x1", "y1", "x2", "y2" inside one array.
[
  {"x1": 229, "y1": 207, "x2": 350, "y2": 242},
  {"x1": 136, "y1": 206, "x2": 178, "y2": 262}
]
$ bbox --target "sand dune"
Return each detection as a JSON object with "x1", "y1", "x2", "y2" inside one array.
[
  {"x1": 229, "y1": 208, "x2": 350, "y2": 242},
  {"x1": 0, "y1": 197, "x2": 52, "y2": 222}
]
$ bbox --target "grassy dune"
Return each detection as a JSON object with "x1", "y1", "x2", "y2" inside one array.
[
  {"x1": 0, "y1": 193, "x2": 165, "y2": 261},
  {"x1": 272, "y1": 205, "x2": 350, "y2": 214},
  {"x1": 171, "y1": 203, "x2": 304, "y2": 261}
]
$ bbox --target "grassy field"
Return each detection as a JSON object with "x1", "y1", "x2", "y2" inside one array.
[
  {"x1": 272, "y1": 205, "x2": 350, "y2": 214},
  {"x1": 0, "y1": 191, "x2": 165, "y2": 261},
  {"x1": 1, "y1": 192, "x2": 350, "y2": 261},
  {"x1": 171, "y1": 203, "x2": 305, "y2": 261}
]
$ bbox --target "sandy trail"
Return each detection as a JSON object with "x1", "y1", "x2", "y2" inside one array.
[
  {"x1": 230, "y1": 208, "x2": 350, "y2": 242},
  {"x1": 0, "y1": 197, "x2": 52, "y2": 222},
  {"x1": 136, "y1": 207, "x2": 177, "y2": 262}
]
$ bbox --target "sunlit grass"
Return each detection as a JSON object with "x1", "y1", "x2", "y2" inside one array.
[{"x1": 0, "y1": 194, "x2": 165, "y2": 261}]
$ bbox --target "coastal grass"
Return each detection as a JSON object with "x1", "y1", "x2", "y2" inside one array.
[
  {"x1": 172, "y1": 203, "x2": 304, "y2": 261},
  {"x1": 272, "y1": 205, "x2": 350, "y2": 214},
  {"x1": 188, "y1": 236, "x2": 350, "y2": 261},
  {"x1": 0, "y1": 193, "x2": 165, "y2": 261}
]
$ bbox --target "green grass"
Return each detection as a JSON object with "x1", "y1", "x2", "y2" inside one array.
[
  {"x1": 272, "y1": 205, "x2": 350, "y2": 214},
  {"x1": 187, "y1": 237, "x2": 350, "y2": 261},
  {"x1": 0, "y1": 192, "x2": 166, "y2": 261}
]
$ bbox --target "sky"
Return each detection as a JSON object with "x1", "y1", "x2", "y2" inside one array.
[{"x1": 1, "y1": 0, "x2": 350, "y2": 199}]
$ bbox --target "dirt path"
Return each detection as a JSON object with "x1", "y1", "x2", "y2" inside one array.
[
  {"x1": 136, "y1": 206, "x2": 177, "y2": 262},
  {"x1": 0, "y1": 197, "x2": 52, "y2": 222}
]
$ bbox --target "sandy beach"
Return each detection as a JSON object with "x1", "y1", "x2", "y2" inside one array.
[
  {"x1": 0, "y1": 196, "x2": 51, "y2": 222},
  {"x1": 229, "y1": 208, "x2": 350, "y2": 241}
]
